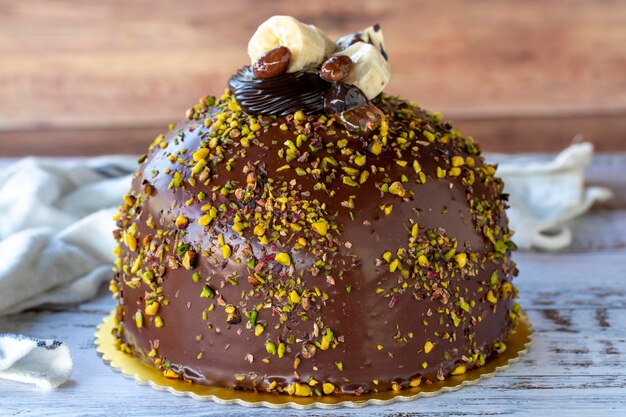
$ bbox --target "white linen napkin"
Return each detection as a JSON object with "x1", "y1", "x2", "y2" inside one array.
[
  {"x1": 0, "y1": 334, "x2": 73, "y2": 390},
  {"x1": 489, "y1": 142, "x2": 612, "y2": 251},
  {"x1": 0, "y1": 156, "x2": 135, "y2": 389},
  {"x1": 0, "y1": 156, "x2": 136, "y2": 317}
]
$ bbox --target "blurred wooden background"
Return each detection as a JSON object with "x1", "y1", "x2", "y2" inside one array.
[{"x1": 1, "y1": 0, "x2": 625, "y2": 156}]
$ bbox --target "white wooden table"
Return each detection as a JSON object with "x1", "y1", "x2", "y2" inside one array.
[{"x1": 1, "y1": 155, "x2": 625, "y2": 417}]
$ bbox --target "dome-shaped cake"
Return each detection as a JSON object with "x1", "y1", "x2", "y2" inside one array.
[{"x1": 111, "y1": 16, "x2": 519, "y2": 396}]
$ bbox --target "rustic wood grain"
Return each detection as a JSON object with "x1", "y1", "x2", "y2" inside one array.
[
  {"x1": 2, "y1": 111, "x2": 626, "y2": 157},
  {"x1": 1, "y1": 0, "x2": 625, "y2": 153}
]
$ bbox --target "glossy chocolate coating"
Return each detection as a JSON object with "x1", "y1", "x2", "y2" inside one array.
[
  {"x1": 229, "y1": 66, "x2": 330, "y2": 115},
  {"x1": 324, "y1": 82, "x2": 369, "y2": 115},
  {"x1": 112, "y1": 94, "x2": 518, "y2": 396},
  {"x1": 229, "y1": 66, "x2": 373, "y2": 118}
]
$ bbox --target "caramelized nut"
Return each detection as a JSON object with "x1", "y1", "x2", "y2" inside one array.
[
  {"x1": 339, "y1": 104, "x2": 384, "y2": 133},
  {"x1": 253, "y1": 46, "x2": 291, "y2": 79},
  {"x1": 320, "y1": 55, "x2": 354, "y2": 82}
]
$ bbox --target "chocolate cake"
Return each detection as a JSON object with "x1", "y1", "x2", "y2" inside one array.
[{"x1": 110, "y1": 16, "x2": 519, "y2": 396}]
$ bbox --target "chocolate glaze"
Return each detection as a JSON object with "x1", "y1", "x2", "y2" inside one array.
[
  {"x1": 323, "y1": 82, "x2": 369, "y2": 114},
  {"x1": 112, "y1": 94, "x2": 518, "y2": 396},
  {"x1": 229, "y1": 66, "x2": 330, "y2": 115},
  {"x1": 229, "y1": 66, "x2": 372, "y2": 118}
]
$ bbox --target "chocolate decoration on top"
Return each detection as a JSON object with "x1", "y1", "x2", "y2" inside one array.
[
  {"x1": 323, "y1": 82, "x2": 369, "y2": 114},
  {"x1": 338, "y1": 103, "x2": 384, "y2": 133},
  {"x1": 234, "y1": 19, "x2": 390, "y2": 119},
  {"x1": 229, "y1": 66, "x2": 330, "y2": 115},
  {"x1": 229, "y1": 66, "x2": 372, "y2": 118}
]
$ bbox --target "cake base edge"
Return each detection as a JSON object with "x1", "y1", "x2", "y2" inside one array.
[{"x1": 94, "y1": 310, "x2": 532, "y2": 409}]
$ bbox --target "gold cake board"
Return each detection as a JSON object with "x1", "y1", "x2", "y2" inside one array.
[{"x1": 95, "y1": 311, "x2": 532, "y2": 409}]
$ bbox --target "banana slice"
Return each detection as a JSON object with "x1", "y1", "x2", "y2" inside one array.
[
  {"x1": 335, "y1": 42, "x2": 391, "y2": 100},
  {"x1": 313, "y1": 26, "x2": 337, "y2": 58},
  {"x1": 337, "y1": 24, "x2": 388, "y2": 61},
  {"x1": 360, "y1": 24, "x2": 388, "y2": 61},
  {"x1": 248, "y1": 16, "x2": 330, "y2": 73}
]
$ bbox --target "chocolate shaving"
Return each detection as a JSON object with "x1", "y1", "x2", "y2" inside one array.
[
  {"x1": 229, "y1": 66, "x2": 374, "y2": 117},
  {"x1": 229, "y1": 66, "x2": 330, "y2": 115}
]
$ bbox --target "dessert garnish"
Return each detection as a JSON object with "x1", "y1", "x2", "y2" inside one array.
[
  {"x1": 252, "y1": 46, "x2": 292, "y2": 79},
  {"x1": 229, "y1": 16, "x2": 391, "y2": 132},
  {"x1": 319, "y1": 55, "x2": 354, "y2": 82}
]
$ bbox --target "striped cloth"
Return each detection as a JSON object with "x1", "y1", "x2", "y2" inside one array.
[{"x1": 0, "y1": 334, "x2": 73, "y2": 390}]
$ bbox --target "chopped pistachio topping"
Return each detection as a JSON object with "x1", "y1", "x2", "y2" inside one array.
[
  {"x1": 111, "y1": 91, "x2": 518, "y2": 395},
  {"x1": 322, "y1": 382, "x2": 335, "y2": 395},
  {"x1": 274, "y1": 252, "x2": 291, "y2": 266}
]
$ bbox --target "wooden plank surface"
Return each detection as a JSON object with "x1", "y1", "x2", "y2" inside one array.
[
  {"x1": 0, "y1": 155, "x2": 625, "y2": 416},
  {"x1": 2, "y1": 112, "x2": 626, "y2": 157},
  {"x1": 1, "y1": 0, "x2": 626, "y2": 155}
]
